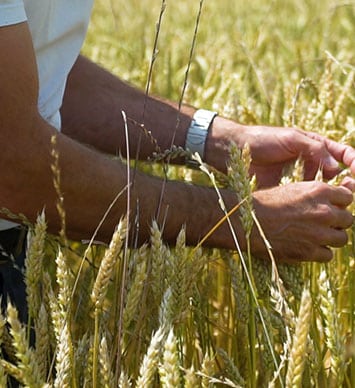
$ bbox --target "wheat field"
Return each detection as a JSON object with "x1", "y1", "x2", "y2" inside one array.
[{"x1": 0, "y1": 0, "x2": 354, "y2": 387}]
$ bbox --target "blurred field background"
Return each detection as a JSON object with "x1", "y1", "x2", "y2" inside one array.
[{"x1": 0, "y1": 0, "x2": 354, "y2": 387}]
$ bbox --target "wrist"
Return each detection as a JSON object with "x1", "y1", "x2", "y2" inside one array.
[{"x1": 204, "y1": 116, "x2": 247, "y2": 172}]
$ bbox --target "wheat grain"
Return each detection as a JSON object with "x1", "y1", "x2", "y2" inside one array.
[
  {"x1": 99, "y1": 334, "x2": 115, "y2": 388},
  {"x1": 54, "y1": 320, "x2": 72, "y2": 388},
  {"x1": 6, "y1": 303, "x2": 44, "y2": 386},
  {"x1": 123, "y1": 247, "x2": 148, "y2": 332},
  {"x1": 162, "y1": 228, "x2": 204, "y2": 325},
  {"x1": 136, "y1": 327, "x2": 165, "y2": 387},
  {"x1": 228, "y1": 253, "x2": 249, "y2": 323},
  {"x1": 51, "y1": 135, "x2": 68, "y2": 244},
  {"x1": 318, "y1": 269, "x2": 345, "y2": 386},
  {"x1": 119, "y1": 370, "x2": 132, "y2": 387},
  {"x1": 55, "y1": 248, "x2": 73, "y2": 318},
  {"x1": 184, "y1": 365, "x2": 199, "y2": 388},
  {"x1": 74, "y1": 332, "x2": 90, "y2": 386},
  {"x1": 251, "y1": 257, "x2": 271, "y2": 301},
  {"x1": 0, "y1": 361, "x2": 6, "y2": 387},
  {"x1": 286, "y1": 288, "x2": 312, "y2": 388},
  {"x1": 334, "y1": 70, "x2": 355, "y2": 127},
  {"x1": 217, "y1": 348, "x2": 245, "y2": 386},
  {"x1": 278, "y1": 263, "x2": 304, "y2": 302},
  {"x1": 227, "y1": 142, "x2": 254, "y2": 238},
  {"x1": 200, "y1": 352, "x2": 214, "y2": 388},
  {"x1": 25, "y1": 210, "x2": 47, "y2": 319},
  {"x1": 269, "y1": 81, "x2": 283, "y2": 126},
  {"x1": 91, "y1": 218, "x2": 126, "y2": 312},
  {"x1": 42, "y1": 271, "x2": 58, "y2": 352},
  {"x1": 0, "y1": 359, "x2": 22, "y2": 385},
  {"x1": 159, "y1": 328, "x2": 181, "y2": 387},
  {"x1": 34, "y1": 303, "x2": 50, "y2": 381},
  {"x1": 150, "y1": 221, "x2": 167, "y2": 304},
  {"x1": 319, "y1": 60, "x2": 335, "y2": 111}
]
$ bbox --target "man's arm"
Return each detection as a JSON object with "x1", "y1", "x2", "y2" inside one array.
[
  {"x1": 62, "y1": 56, "x2": 355, "y2": 184},
  {"x1": 59, "y1": 54, "x2": 355, "y2": 263},
  {"x1": 2, "y1": 26, "x2": 353, "y2": 263},
  {"x1": 60, "y1": 55, "x2": 197, "y2": 161},
  {"x1": 0, "y1": 22, "x2": 243, "y2": 248}
]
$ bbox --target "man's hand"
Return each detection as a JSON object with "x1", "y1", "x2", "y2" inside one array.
[
  {"x1": 207, "y1": 118, "x2": 355, "y2": 188},
  {"x1": 249, "y1": 181, "x2": 354, "y2": 263}
]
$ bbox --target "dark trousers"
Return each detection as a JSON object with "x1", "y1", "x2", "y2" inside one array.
[{"x1": 0, "y1": 227, "x2": 28, "y2": 323}]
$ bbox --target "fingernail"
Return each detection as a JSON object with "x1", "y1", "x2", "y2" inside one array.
[{"x1": 324, "y1": 155, "x2": 339, "y2": 169}]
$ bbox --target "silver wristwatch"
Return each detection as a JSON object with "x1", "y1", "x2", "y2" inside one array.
[{"x1": 185, "y1": 109, "x2": 218, "y2": 165}]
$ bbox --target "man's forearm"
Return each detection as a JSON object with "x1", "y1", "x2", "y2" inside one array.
[
  {"x1": 61, "y1": 55, "x2": 248, "y2": 172},
  {"x1": 61, "y1": 55, "x2": 196, "y2": 161}
]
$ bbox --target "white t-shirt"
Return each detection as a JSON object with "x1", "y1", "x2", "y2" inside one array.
[{"x1": 0, "y1": 0, "x2": 94, "y2": 229}]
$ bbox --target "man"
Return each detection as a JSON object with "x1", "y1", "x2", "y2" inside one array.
[{"x1": 0, "y1": 0, "x2": 354, "y2": 315}]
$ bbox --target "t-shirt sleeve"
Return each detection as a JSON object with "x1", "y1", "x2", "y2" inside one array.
[{"x1": 0, "y1": 0, "x2": 27, "y2": 27}]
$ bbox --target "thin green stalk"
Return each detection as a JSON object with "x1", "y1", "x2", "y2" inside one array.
[
  {"x1": 156, "y1": 0, "x2": 205, "y2": 220},
  {"x1": 134, "y1": 0, "x2": 166, "y2": 171}
]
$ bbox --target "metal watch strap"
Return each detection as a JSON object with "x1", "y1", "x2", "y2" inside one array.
[{"x1": 185, "y1": 109, "x2": 218, "y2": 165}]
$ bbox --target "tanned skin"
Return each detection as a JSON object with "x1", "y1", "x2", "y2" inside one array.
[{"x1": 1, "y1": 23, "x2": 354, "y2": 263}]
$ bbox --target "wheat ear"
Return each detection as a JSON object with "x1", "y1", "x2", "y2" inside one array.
[
  {"x1": 159, "y1": 328, "x2": 181, "y2": 387},
  {"x1": 6, "y1": 303, "x2": 44, "y2": 386},
  {"x1": 184, "y1": 365, "x2": 199, "y2": 388},
  {"x1": 123, "y1": 246, "x2": 148, "y2": 332},
  {"x1": 318, "y1": 269, "x2": 345, "y2": 386},
  {"x1": 286, "y1": 288, "x2": 312, "y2": 388},
  {"x1": 136, "y1": 327, "x2": 165, "y2": 387},
  {"x1": 119, "y1": 370, "x2": 132, "y2": 387},
  {"x1": 25, "y1": 210, "x2": 47, "y2": 320},
  {"x1": 0, "y1": 359, "x2": 22, "y2": 384},
  {"x1": 150, "y1": 221, "x2": 167, "y2": 304},
  {"x1": 91, "y1": 218, "x2": 126, "y2": 312},
  {"x1": 34, "y1": 303, "x2": 50, "y2": 381},
  {"x1": 99, "y1": 334, "x2": 115, "y2": 388}
]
